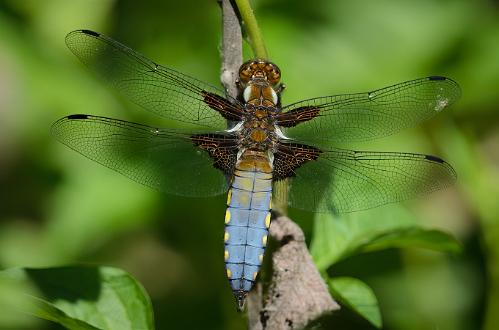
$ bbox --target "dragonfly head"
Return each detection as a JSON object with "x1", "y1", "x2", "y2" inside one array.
[
  {"x1": 239, "y1": 59, "x2": 281, "y2": 87},
  {"x1": 239, "y1": 60, "x2": 281, "y2": 106}
]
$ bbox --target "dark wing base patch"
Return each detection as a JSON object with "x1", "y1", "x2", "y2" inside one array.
[
  {"x1": 275, "y1": 106, "x2": 320, "y2": 127},
  {"x1": 191, "y1": 134, "x2": 239, "y2": 174},
  {"x1": 273, "y1": 142, "x2": 322, "y2": 180},
  {"x1": 202, "y1": 91, "x2": 244, "y2": 122}
]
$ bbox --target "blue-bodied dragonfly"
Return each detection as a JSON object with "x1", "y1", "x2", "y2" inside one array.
[{"x1": 52, "y1": 30, "x2": 460, "y2": 310}]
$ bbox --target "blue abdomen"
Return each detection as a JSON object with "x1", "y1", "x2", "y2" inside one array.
[{"x1": 224, "y1": 164, "x2": 272, "y2": 307}]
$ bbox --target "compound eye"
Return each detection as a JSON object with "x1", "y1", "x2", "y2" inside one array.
[
  {"x1": 265, "y1": 63, "x2": 281, "y2": 85},
  {"x1": 239, "y1": 63, "x2": 253, "y2": 83},
  {"x1": 268, "y1": 70, "x2": 281, "y2": 85}
]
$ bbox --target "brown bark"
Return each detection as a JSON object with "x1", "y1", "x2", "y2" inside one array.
[
  {"x1": 220, "y1": 0, "x2": 242, "y2": 99},
  {"x1": 247, "y1": 215, "x2": 339, "y2": 330}
]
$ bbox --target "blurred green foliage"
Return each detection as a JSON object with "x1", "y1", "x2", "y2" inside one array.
[{"x1": 0, "y1": 0, "x2": 498, "y2": 329}]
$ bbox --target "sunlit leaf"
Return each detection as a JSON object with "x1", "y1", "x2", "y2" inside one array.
[
  {"x1": 31, "y1": 299, "x2": 101, "y2": 330},
  {"x1": 329, "y1": 277, "x2": 382, "y2": 328},
  {"x1": 0, "y1": 266, "x2": 154, "y2": 330}
]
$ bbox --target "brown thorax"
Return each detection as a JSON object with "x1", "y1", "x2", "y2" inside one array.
[{"x1": 235, "y1": 60, "x2": 285, "y2": 151}]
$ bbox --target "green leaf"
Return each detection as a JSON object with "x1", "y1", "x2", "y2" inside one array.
[
  {"x1": 310, "y1": 205, "x2": 461, "y2": 271},
  {"x1": 329, "y1": 277, "x2": 382, "y2": 328},
  {"x1": 31, "y1": 298, "x2": 101, "y2": 330},
  {"x1": 0, "y1": 266, "x2": 154, "y2": 330},
  {"x1": 361, "y1": 227, "x2": 462, "y2": 254}
]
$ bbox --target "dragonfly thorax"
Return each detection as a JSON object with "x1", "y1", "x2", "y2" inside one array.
[
  {"x1": 243, "y1": 83, "x2": 278, "y2": 107},
  {"x1": 238, "y1": 120, "x2": 277, "y2": 150}
]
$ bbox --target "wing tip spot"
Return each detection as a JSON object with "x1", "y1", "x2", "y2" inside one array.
[
  {"x1": 80, "y1": 29, "x2": 100, "y2": 37},
  {"x1": 425, "y1": 154, "x2": 445, "y2": 163},
  {"x1": 67, "y1": 114, "x2": 89, "y2": 120},
  {"x1": 428, "y1": 76, "x2": 446, "y2": 81}
]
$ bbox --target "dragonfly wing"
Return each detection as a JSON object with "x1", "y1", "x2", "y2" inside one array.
[
  {"x1": 277, "y1": 77, "x2": 460, "y2": 143},
  {"x1": 65, "y1": 30, "x2": 244, "y2": 130},
  {"x1": 273, "y1": 143, "x2": 456, "y2": 213},
  {"x1": 52, "y1": 115, "x2": 239, "y2": 197}
]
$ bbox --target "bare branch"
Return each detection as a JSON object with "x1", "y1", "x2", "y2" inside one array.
[
  {"x1": 220, "y1": 0, "x2": 242, "y2": 99},
  {"x1": 248, "y1": 215, "x2": 340, "y2": 330}
]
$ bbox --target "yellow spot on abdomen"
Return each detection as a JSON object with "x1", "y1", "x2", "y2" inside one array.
[
  {"x1": 253, "y1": 271, "x2": 258, "y2": 280},
  {"x1": 239, "y1": 194, "x2": 250, "y2": 206},
  {"x1": 238, "y1": 177, "x2": 253, "y2": 190},
  {"x1": 269, "y1": 199, "x2": 272, "y2": 210},
  {"x1": 225, "y1": 209, "x2": 231, "y2": 224},
  {"x1": 224, "y1": 250, "x2": 229, "y2": 261},
  {"x1": 259, "y1": 254, "x2": 264, "y2": 263},
  {"x1": 265, "y1": 213, "x2": 271, "y2": 229},
  {"x1": 227, "y1": 269, "x2": 232, "y2": 278},
  {"x1": 262, "y1": 235, "x2": 268, "y2": 246},
  {"x1": 227, "y1": 189, "x2": 232, "y2": 205},
  {"x1": 224, "y1": 231, "x2": 229, "y2": 242}
]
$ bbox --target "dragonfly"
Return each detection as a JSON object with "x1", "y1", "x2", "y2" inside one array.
[{"x1": 53, "y1": 29, "x2": 460, "y2": 310}]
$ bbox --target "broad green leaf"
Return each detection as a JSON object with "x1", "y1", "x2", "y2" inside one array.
[
  {"x1": 362, "y1": 227, "x2": 461, "y2": 254},
  {"x1": 31, "y1": 298, "x2": 101, "y2": 330},
  {"x1": 0, "y1": 266, "x2": 154, "y2": 330},
  {"x1": 329, "y1": 277, "x2": 382, "y2": 328},
  {"x1": 310, "y1": 205, "x2": 461, "y2": 271},
  {"x1": 310, "y1": 205, "x2": 414, "y2": 270}
]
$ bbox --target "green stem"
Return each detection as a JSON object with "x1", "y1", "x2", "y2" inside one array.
[{"x1": 234, "y1": 0, "x2": 268, "y2": 59}]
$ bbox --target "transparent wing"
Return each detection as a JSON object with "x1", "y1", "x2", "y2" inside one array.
[
  {"x1": 66, "y1": 30, "x2": 243, "y2": 129},
  {"x1": 52, "y1": 115, "x2": 237, "y2": 197},
  {"x1": 278, "y1": 77, "x2": 460, "y2": 143},
  {"x1": 273, "y1": 146, "x2": 456, "y2": 213}
]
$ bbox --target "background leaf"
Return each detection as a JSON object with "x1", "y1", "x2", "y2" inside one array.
[
  {"x1": 329, "y1": 277, "x2": 382, "y2": 328},
  {"x1": 310, "y1": 205, "x2": 461, "y2": 271},
  {"x1": 32, "y1": 299, "x2": 101, "y2": 330},
  {"x1": 0, "y1": 266, "x2": 154, "y2": 330},
  {"x1": 361, "y1": 227, "x2": 461, "y2": 254}
]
